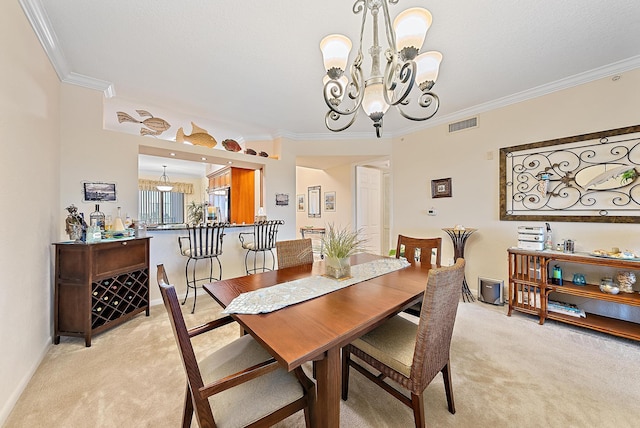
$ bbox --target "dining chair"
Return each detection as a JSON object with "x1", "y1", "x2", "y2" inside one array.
[
  {"x1": 395, "y1": 235, "x2": 442, "y2": 316},
  {"x1": 177, "y1": 223, "x2": 228, "y2": 313},
  {"x1": 239, "y1": 220, "x2": 284, "y2": 274},
  {"x1": 341, "y1": 259, "x2": 465, "y2": 428},
  {"x1": 156, "y1": 264, "x2": 315, "y2": 428},
  {"x1": 276, "y1": 238, "x2": 314, "y2": 269}
]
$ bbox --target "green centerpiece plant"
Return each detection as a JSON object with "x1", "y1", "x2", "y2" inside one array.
[{"x1": 322, "y1": 223, "x2": 367, "y2": 279}]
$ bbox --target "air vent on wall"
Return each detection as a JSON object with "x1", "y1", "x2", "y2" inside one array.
[{"x1": 448, "y1": 117, "x2": 478, "y2": 133}]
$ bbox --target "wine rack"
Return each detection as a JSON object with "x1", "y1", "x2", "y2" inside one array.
[
  {"x1": 91, "y1": 270, "x2": 149, "y2": 330},
  {"x1": 54, "y1": 238, "x2": 150, "y2": 346}
]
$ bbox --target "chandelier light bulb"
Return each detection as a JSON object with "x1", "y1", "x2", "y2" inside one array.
[
  {"x1": 393, "y1": 8, "x2": 432, "y2": 60},
  {"x1": 320, "y1": 34, "x2": 352, "y2": 78}
]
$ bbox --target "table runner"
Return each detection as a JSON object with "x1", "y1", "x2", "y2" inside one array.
[{"x1": 223, "y1": 257, "x2": 411, "y2": 314}]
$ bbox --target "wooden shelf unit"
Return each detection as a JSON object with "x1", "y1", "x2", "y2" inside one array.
[
  {"x1": 53, "y1": 237, "x2": 151, "y2": 347},
  {"x1": 507, "y1": 248, "x2": 640, "y2": 341}
]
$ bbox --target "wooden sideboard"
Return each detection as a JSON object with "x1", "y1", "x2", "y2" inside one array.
[
  {"x1": 53, "y1": 237, "x2": 150, "y2": 346},
  {"x1": 507, "y1": 248, "x2": 640, "y2": 341}
]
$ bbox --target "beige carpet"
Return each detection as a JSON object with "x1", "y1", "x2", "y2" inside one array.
[{"x1": 4, "y1": 296, "x2": 640, "y2": 427}]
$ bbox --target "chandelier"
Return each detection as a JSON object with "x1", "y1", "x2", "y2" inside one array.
[
  {"x1": 320, "y1": 0, "x2": 443, "y2": 138},
  {"x1": 156, "y1": 165, "x2": 173, "y2": 192}
]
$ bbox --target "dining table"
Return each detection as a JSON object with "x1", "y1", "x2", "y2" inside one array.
[{"x1": 203, "y1": 253, "x2": 432, "y2": 427}]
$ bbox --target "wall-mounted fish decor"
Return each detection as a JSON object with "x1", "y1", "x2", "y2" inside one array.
[
  {"x1": 245, "y1": 148, "x2": 257, "y2": 155},
  {"x1": 259, "y1": 151, "x2": 269, "y2": 157},
  {"x1": 117, "y1": 109, "x2": 171, "y2": 136},
  {"x1": 176, "y1": 122, "x2": 217, "y2": 148},
  {"x1": 221, "y1": 139, "x2": 242, "y2": 152}
]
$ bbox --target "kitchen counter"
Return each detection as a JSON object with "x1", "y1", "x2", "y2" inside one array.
[{"x1": 146, "y1": 225, "x2": 260, "y2": 305}]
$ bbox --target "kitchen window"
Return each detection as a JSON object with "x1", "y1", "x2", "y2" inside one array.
[{"x1": 139, "y1": 190, "x2": 185, "y2": 225}]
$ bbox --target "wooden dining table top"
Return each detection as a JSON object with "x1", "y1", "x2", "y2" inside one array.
[{"x1": 203, "y1": 253, "x2": 432, "y2": 427}]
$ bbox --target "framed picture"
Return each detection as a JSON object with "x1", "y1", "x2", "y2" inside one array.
[
  {"x1": 83, "y1": 182, "x2": 116, "y2": 202},
  {"x1": 297, "y1": 194, "x2": 305, "y2": 212},
  {"x1": 431, "y1": 178, "x2": 452, "y2": 198},
  {"x1": 324, "y1": 191, "x2": 336, "y2": 212},
  {"x1": 308, "y1": 185, "x2": 321, "y2": 218},
  {"x1": 275, "y1": 193, "x2": 289, "y2": 206}
]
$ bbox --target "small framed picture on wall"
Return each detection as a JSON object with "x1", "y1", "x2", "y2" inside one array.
[
  {"x1": 297, "y1": 194, "x2": 305, "y2": 212},
  {"x1": 275, "y1": 193, "x2": 289, "y2": 206},
  {"x1": 431, "y1": 178, "x2": 452, "y2": 198},
  {"x1": 324, "y1": 191, "x2": 336, "y2": 212}
]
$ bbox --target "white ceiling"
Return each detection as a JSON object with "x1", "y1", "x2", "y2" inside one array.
[{"x1": 23, "y1": 0, "x2": 640, "y2": 162}]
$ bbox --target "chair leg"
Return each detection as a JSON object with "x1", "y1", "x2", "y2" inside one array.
[
  {"x1": 190, "y1": 259, "x2": 198, "y2": 314},
  {"x1": 341, "y1": 347, "x2": 350, "y2": 401},
  {"x1": 208, "y1": 256, "x2": 214, "y2": 282},
  {"x1": 269, "y1": 249, "x2": 275, "y2": 271},
  {"x1": 214, "y1": 256, "x2": 222, "y2": 280},
  {"x1": 441, "y1": 362, "x2": 456, "y2": 414},
  {"x1": 410, "y1": 392, "x2": 426, "y2": 428},
  {"x1": 182, "y1": 384, "x2": 193, "y2": 428},
  {"x1": 244, "y1": 250, "x2": 251, "y2": 275},
  {"x1": 182, "y1": 258, "x2": 192, "y2": 305}
]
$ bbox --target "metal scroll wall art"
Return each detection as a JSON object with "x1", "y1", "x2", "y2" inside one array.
[{"x1": 500, "y1": 125, "x2": 640, "y2": 223}]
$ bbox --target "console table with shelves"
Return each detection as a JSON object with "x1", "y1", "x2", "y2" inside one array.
[
  {"x1": 53, "y1": 237, "x2": 151, "y2": 347},
  {"x1": 507, "y1": 248, "x2": 640, "y2": 341}
]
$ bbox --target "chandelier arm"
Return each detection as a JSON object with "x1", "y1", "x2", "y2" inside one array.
[
  {"x1": 325, "y1": 110, "x2": 358, "y2": 133},
  {"x1": 380, "y1": 0, "x2": 397, "y2": 55},
  {"x1": 395, "y1": 92, "x2": 440, "y2": 121},
  {"x1": 323, "y1": 66, "x2": 365, "y2": 116},
  {"x1": 354, "y1": 0, "x2": 368, "y2": 64},
  {"x1": 383, "y1": 59, "x2": 415, "y2": 107}
]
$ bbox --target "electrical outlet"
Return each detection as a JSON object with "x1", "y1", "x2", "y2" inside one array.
[{"x1": 427, "y1": 208, "x2": 437, "y2": 216}]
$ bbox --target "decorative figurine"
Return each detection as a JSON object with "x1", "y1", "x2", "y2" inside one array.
[{"x1": 65, "y1": 204, "x2": 86, "y2": 242}]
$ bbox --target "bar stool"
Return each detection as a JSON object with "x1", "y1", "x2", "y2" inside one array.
[
  {"x1": 239, "y1": 220, "x2": 284, "y2": 274},
  {"x1": 178, "y1": 223, "x2": 227, "y2": 313}
]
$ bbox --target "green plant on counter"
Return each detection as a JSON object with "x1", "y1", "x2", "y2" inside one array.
[
  {"x1": 187, "y1": 201, "x2": 204, "y2": 224},
  {"x1": 322, "y1": 223, "x2": 367, "y2": 260}
]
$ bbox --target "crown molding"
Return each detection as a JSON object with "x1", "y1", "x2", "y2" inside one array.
[{"x1": 19, "y1": 0, "x2": 115, "y2": 98}]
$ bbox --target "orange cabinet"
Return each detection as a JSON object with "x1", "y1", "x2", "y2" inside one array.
[{"x1": 208, "y1": 167, "x2": 255, "y2": 224}]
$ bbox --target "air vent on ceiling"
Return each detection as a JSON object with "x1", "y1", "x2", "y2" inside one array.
[{"x1": 448, "y1": 117, "x2": 478, "y2": 133}]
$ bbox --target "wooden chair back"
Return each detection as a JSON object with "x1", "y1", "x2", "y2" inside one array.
[
  {"x1": 395, "y1": 235, "x2": 442, "y2": 269},
  {"x1": 276, "y1": 238, "x2": 314, "y2": 269},
  {"x1": 156, "y1": 263, "x2": 314, "y2": 428}
]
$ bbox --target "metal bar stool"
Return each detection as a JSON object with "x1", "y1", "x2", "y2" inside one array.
[
  {"x1": 178, "y1": 223, "x2": 227, "y2": 313},
  {"x1": 239, "y1": 220, "x2": 284, "y2": 274}
]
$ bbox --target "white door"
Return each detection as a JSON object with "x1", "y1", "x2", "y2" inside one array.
[{"x1": 356, "y1": 166, "x2": 382, "y2": 255}]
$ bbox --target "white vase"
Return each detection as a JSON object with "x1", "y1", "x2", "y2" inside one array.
[{"x1": 325, "y1": 257, "x2": 351, "y2": 279}]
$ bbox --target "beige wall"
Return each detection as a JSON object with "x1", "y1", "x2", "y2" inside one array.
[
  {"x1": 0, "y1": 0, "x2": 61, "y2": 422},
  {"x1": 392, "y1": 68, "x2": 640, "y2": 298}
]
